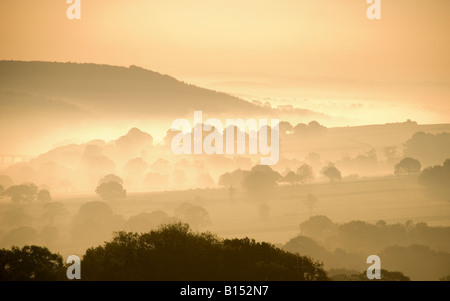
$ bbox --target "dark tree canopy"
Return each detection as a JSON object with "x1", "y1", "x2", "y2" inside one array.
[
  {"x1": 404, "y1": 132, "x2": 450, "y2": 167},
  {"x1": 2, "y1": 183, "x2": 38, "y2": 203},
  {"x1": 394, "y1": 157, "x2": 421, "y2": 176},
  {"x1": 418, "y1": 159, "x2": 450, "y2": 201},
  {"x1": 322, "y1": 166, "x2": 342, "y2": 182},
  {"x1": 123, "y1": 211, "x2": 171, "y2": 233},
  {"x1": 296, "y1": 164, "x2": 314, "y2": 183},
  {"x1": 218, "y1": 169, "x2": 250, "y2": 190},
  {"x1": 300, "y1": 215, "x2": 337, "y2": 242},
  {"x1": 74, "y1": 201, "x2": 114, "y2": 222},
  {"x1": 37, "y1": 189, "x2": 52, "y2": 202},
  {"x1": 281, "y1": 171, "x2": 302, "y2": 184},
  {"x1": 293, "y1": 121, "x2": 327, "y2": 136},
  {"x1": 440, "y1": 275, "x2": 450, "y2": 281},
  {"x1": 379, "y1": 244, "x2": 450, "y2": 281},
  {"x1": 175, "y1": 203, "x2": 210, "y2": 228},
  {"x1": 70, "y1": 201, "x2": 124, "y2": 248},
  {"x1": 278, "y1": 121, "x2": 293, "y2": 135},
  {"x1": 284, "y1": 235, "x2": 329, "y2": 261},
  {"x1": 331, "y1": 269, "x2": 410, "y2": 281},
  {"x1": 82, "y1": 223, "x2": 329, "y2": 281},
  {"x1": 98, "y1": 173, "x2": 123, "y2": 186},
  {"x1": 95, "y1": 181, "x2": 126, "y2": 201},
  {"x1": 0, "y1": 246, "x2": 65, "y2": 281},
  {"x1": 0, "y1": 175, "x2": 13, "y2": 189},
  {"x1": 242, "y1": 165, "x2": 281, "y2": 193}
]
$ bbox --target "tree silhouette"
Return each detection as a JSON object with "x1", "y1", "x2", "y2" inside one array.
[
  {"x1": 98, "y1": 173, "x2": 123, "y2": 185},
  {"x1": 124, "y1": 211, "x2": 172, "y2": 233},
  {"x1": 338, "y1": 220, "x2": 381, "y2": 252},
  {"x1": 2, "y1": 183, "x2": 38, "y2": 203},
  {"x1": 71, "y1": 201, "x2": 124, "y2": 248},
  {"x1": 293, "y1": 121, "x2": 327, "y2": 136},
  {"x1": 284, "y1": 235, "x2": 330, "y2": 263},
  {"x1": 293, "y1": 123, "x2": 308, "y2": 135},
  {"x1": 0, "y1": 175, "x2": 13, "y2": 189},
  {"x1": 331, "y1": 269, "x2": 410, "y2": 281},
  {"x1": 296, "y1": 164, "x2": 314, "y2": 183},
  {"x1": 0, "y1": 246, "x2": 65, "y2": 281},
  {"x1": 218, "y1": 169, "x2": 250, "y2": 190},
  {"x1": 394, "y1": 157, "x2": 421, "y2": 175},
  {"x1": 37, "y1": 189, "x2": 52, "y2": 202},
  {"x1": 81, "y1": 223, "x2": 329, "y2": 281},
  {"x1": 300, "y1": 215, "x2": 337, "y2": 242},
  {"x1": 175, "y1": 203, "x2": 211, "y2": 228},
  {"x1": 379, "y1": 244, "x2": 450, "y2": 281},
  {"x1": 115, "y1": 127, "x2": 153, "y2": 158},
  {"x1": 403, "y1": 132, "x2": 450, "y2": 167},
  {"x1": 281, "y1": 171, "x2": 301, "y2": 185},
  {"x1": 95, "y1": 181, "x2": 126, "y2": 201},
  {"x1": 322, "y1": 166, "x2": 342, "y2": 182},
  {"x1": 418, "y1": 159, "x2": 450, "y2": 201},
  {"x1": 278, "y1": 121, "x2": 293, "y2": 135},
  {"x1": 242, "y1": 165, "x2": 281, "y2": 194}
]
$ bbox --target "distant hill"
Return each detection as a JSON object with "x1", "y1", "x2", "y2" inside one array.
[
  {"x1": 0, "y1": 61, "x2": 270, "y2": 117},
  {"x1": 0, "y1": 60, "x2": 329, "y2": 154}
]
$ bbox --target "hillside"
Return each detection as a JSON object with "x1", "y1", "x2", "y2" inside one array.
[
  {"x1": 0, "y1": 61, "x2": 327, "y2": 154},
  {"x1": 0, "y1": 61, "x2": 269, "y2": 117}
]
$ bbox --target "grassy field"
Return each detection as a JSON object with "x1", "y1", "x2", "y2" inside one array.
[
  {"x1": 1, "y1": 174, "x2": 449, "y2": 259},
  {"x1": 60, "y1": 175, "x2": 450, "y2": 241}
]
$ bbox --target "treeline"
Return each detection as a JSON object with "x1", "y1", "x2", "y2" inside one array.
[
  {"x1": 0, "y1": 199, "x2": 211, "y2": 252},
  {"x1": 284, "y1": 216, "x2": 450, "y2": 280},
  {"x1": 298, "y1": 216, "x2": 450, "y2": 253},
  {"x1": 1, "y1": 223, "x2": 328, "y2": 281}
]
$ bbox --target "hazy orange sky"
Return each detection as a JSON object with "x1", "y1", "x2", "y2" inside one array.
[{"x1": 1, "y1": 0, "x2": 449, "y2": 125}]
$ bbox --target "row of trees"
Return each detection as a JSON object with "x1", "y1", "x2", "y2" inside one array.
[
  {"x1": 394, "y1": 157, "x2": 450, "y2": 201},
  {"x1": 218, "y1": 157, "x2": 449, "y2": 203},
  {"x1": 418, "y1": 159, "x2": 450, "y2": 201},
  {"x1": 298, "y1": 215, "x2": 450, "y2": 254},
  {"x1": 0, "y1": 223, "x2": 329, "y2": 281},
  {"x1": 1, "y1": 157, "x2": 446, "y2": 204},
  {"x1": 0, "y1": 174, "x2": 127, "y2": 203},
  {"x1": 0, "y1": 183, "x2": 51, "y2": 203},
  {"x1": 219, "y1": 164, "x2": 342, "y2": 195},
  {"x1": 286, "y1": 215, "x2": 450, "y2": 280},
  {"x1": 219, "y1": 157, "x2": 428, "y2": 196}
]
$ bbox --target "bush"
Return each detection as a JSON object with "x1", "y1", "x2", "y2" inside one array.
[{"x1": 82, "y1": 223, "x2": 329, "y2": 281}]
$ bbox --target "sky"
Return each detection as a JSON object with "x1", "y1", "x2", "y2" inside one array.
[{"x1": 1, "y1": 0, "x2": 449, "y2": 125}]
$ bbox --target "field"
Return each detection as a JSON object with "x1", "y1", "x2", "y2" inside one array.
[{"x1": 2, "y1": 174, "x2": 447, "y2": 259}]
